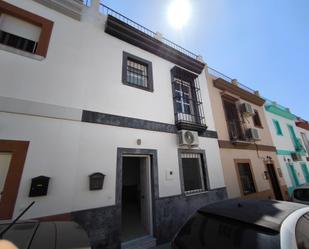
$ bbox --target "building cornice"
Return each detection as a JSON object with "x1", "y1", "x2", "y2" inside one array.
[
  {"x1": 105, "y1": 15, "x2": 205, "y2": 74},
  {"x1": 218, "y1": 140, "x2": 276, "y2": 152},
  {"x1": 265, "y1": 104, "x2": 295, "y2": 120},
  {"x1": 213, "y1": 78, "x2": 265, "y2": 106}
]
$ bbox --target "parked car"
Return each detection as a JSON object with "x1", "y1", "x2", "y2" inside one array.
[
  {"x1": 0, "y1": 220, "x2": 90, "y2": 249},
  {"x1": 291, "y1": 184, "x2": 309, "y2": 205},
  {"x1": 172, "y1": 199, "x2": 309, "y2": 249}
]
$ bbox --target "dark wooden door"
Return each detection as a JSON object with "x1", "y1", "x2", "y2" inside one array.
[
  {"x1": 223, "y1": 99, "x2": 243, "y2": 140},
  {"x1": 267, "y1": 164, "x2": 283, "y2": 200}
]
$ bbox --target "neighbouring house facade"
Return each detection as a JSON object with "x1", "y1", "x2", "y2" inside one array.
[
  {"x1": 295, "y1": 118, "x2": 309, "y2": 183},
  {"x1": 264, "y1": 101, "x2": 309, "y2": 195},
  {"x1": 0, "y1": 0, "x2": 226, "y2": 248},
  {"x1": 206, "y1": 68, "x2": 289, "y2": 201}
]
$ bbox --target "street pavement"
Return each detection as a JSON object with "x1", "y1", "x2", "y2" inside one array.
[{"x1": 155, "y1": 243, "x2": 171, "y2": 249}]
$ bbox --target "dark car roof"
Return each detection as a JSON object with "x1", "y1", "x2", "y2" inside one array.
[{"x1": 198, "y1": 199, "x2": 306, "y2": 232}]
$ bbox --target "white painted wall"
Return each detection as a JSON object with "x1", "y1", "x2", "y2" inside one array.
[
  {"x1": 0, "y1": 112, "x2": 224, "y2": 219},
  {"x1": 0, "y1": 0, "x2": 216, "y2": 131}
]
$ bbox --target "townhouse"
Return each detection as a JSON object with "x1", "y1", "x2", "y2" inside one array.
[
  {"x1": 264, "y1": 101, "x2": 309, "y2": 194},
  {"x1": 0, "y1": 0, "x2": 226, "y2": 248},
  {"x1": 206, "y1": 68, "x2": 289, "y2": 201},
  {"x1": 295, "y1": 117, "x2": 309, "y2": 183}
]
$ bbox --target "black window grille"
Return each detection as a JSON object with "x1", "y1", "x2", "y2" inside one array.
[
  {"x1": 237, "y1": 162, "x2": 256, "y2": 195},
  {"x1": 122, "y1": 51, "x2": 153, "y2": 92},
  {"x1": 0, "y1": 30, "x2": 37, "y2": 53},
  {"x1": 127, "y1": 58, "x2": 148, "y2": 88},
  {"x1": 171, "y1": 66, "x2": 206, "y2": 131},
  {"x1": 181, "y1": 153, "x2": 206, "y2": 194}
]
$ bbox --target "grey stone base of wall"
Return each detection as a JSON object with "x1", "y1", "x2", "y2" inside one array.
[{"x1": 71, "y1": 187, "x2": 227, "y2": 249}]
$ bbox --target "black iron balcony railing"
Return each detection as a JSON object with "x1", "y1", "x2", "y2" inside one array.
[
  {"x1": 227, "y1": 120, "x2": 246, "y2": 141},
  {"x1": 99, "y1": 3, "x2": 200, "y2": 61}
]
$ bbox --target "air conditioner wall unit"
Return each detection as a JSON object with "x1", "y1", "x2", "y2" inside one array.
[
  {"x1": 178, "y1": 130, "x2": 199, "y2": 147},
  {"x1": 246, "y1": 128, "x2": 260, "y2": 141},
  {"x1": 241, "y1": 102, "x2": 254, "y2": 116},
  {"x1": 291, "y1": 153, "x2": 302, "y2": 161}
]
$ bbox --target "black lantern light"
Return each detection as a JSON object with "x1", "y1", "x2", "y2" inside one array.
[{"x1": 89, "y1": 172, "x2": 105, "y2": 190}]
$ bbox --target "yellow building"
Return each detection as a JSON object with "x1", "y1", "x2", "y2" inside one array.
[{"x1": 206, "y1": 67, "x2": 289, "y2": 200}]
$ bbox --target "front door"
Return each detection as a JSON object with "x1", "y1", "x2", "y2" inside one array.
[
  {"x1": 0, "y1": 140, "x2": 29, "y2": 219},
  {"x1": 287, "y1": 163, "x2": 300, "y2": 187},
  {"x1": 266, "y1": 164, "x2": 283, "y2": 200},
  {"x1": 121, "y1": 156, "x2": 152, "y2": 242},
  {"x1": 301, "y1": 163, "x2": 309, "y2": 183}
]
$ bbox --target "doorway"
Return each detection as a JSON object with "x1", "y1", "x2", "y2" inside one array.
[
  {"x1": 121, "y1": 156, "x2": 153, "y2": 242},
  {"x1": 266, "y1": 163, "x2": 283, "y2": 200}
]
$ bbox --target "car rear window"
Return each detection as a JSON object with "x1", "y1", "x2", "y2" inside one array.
[
  {"x1": 294, "y1": 189, "x2": 309, "y2": 202},
  {"x1": 174, "y1": 213, "x2": 280, "y2": 249},
  {"x1": 296, "y1": 212, "x2": 309, "y2": 249}
]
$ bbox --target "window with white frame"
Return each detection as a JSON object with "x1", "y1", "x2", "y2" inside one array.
[
  {"x1": 180, "y1": 153, "x2": 206, "y2": 194},
  {"x1": 174, "y1": 79, "x2": 194, "y2": 115}
]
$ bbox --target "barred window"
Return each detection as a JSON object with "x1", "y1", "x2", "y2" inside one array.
[
  {"x1": 122, "y1": 52, "x2": 153, "y2": 91},
  {"x1": 127, "y1": 58, "x2": 148, "y2": 87},
  {"x1": 181, "y1": 153, "x2": 206, "y2": 194}
]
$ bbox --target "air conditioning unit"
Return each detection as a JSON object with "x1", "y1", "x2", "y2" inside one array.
[
  {"x1": 241, "y1": 102, "x2": 254, "y2": 116},
  {"x1": 178, "y1": 130, "x2": 199, "y2": 147},
  {"x1": 246, "y1": 128, "x2": 260, "y2": 141},
  {"x1": 291, "y1": 153, "x2": 302, "y2": 161}
]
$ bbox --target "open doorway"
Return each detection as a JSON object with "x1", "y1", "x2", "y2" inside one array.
[{"x1": 121, "y1": 156, "x2": 153, "y2": 242}]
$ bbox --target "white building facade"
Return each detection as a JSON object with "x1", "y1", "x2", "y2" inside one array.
[
  {"x1": 264, "y1": 102, "x2": 309, "y2": 195},
  {"x1": 0, "y1": 0, "x2": 226, "y2": 248}
]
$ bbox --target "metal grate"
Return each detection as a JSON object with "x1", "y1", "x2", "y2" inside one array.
[
  {"x1": 0, "y1": 30, "x2": 37, "y2": 53},
  {"x1": 126, "y1": 58, "x2": 148, "y2": 88},
  {"x1": 99, "y1": 3, "x2": 199, "y2": 60},
  {"x1": 172, "y1": 68, "x2": 206, "y2": 128}
]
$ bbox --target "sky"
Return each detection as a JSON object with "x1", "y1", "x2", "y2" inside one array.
[{"x1": 101, "y1": 0, "x2": 309, "y2": 120}]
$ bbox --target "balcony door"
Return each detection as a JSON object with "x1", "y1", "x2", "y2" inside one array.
[{"x1": 223, "y1": 98, "x2": 243, "y2": 140}]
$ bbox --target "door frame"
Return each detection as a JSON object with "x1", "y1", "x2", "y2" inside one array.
[
  {"x1": 264, "y1": 162, "x2": 283, "y2": 200},
  {"x1": 116, "y1": 148, "x2": 159, "y2": 239},
  {"x1": 0, "y1": 140, "x2": 29, "y2": 219}
]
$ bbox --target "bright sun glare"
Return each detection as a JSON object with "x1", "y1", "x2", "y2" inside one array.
[{"x1": 168, "y1": 0, "x2": 192, "y2": 30}]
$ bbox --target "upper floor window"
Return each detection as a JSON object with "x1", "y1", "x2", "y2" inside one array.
[
  {"x1": 171, "y1": 66, "x2": 206, "y2": 131},
  {"x1": 122, "y1": 51, "x2": 153, "y2": 92},
  {"x1": 301, "y1": 132, "x2": 309, "y2": 153},
  {"x1": 273, "y1": 119, "x2": 283, "y2": 136},
  {"x1": 252, "y1": 109, "x2": 262, "y2": 128},
  {"x1": 222, "y1": 96, "x2": 245, "y2": 141},
  {"x1": 0, "y1": 1, "x2": 53, "y2": 59}
]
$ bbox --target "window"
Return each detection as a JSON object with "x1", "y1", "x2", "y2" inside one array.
[
  {"x1": 273, "y1": 120, "x2": 283, "y2": 136},
  {"x1": 171, "y1": 66, "x2": 206, "y2": 130},
  {"x1": 223, "y1": 98, "x2": 244, "y2": 141},
  {"x1": 237, "y1": 162, "x2": 256, "y2": 195},
  {"x1": 180, "y1": 153, "x2": 206, "y2": 194},
  {"x1": 252, "y1": 110, "x2": 262, "y2": 127},
  {"x1": 0, "y1": 1, "x2": 53, "y2": 58},
  {"x1": 301, "y1": 132, "x2": 309, "y2": 153},
  {"x1": 122, "y1": 51, "x2": 153, "y2": 91}
]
